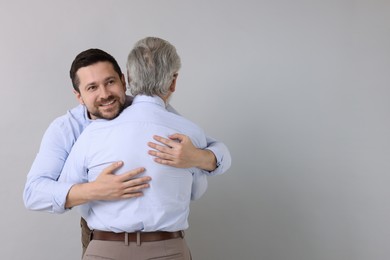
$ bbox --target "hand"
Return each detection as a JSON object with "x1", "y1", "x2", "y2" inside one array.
[
  {"x1": 147, "y1": 133, "x2": 217, "y2": 171},
  {"x1": 91, "y1": 161, "x2": 150, "y2": 200},
  {"x1": 66, "y1": 161, "x2": 150, "y2": 208}
]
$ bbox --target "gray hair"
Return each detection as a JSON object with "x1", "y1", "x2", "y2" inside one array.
[{"x1": 127, "y1": 37, "x2": 181, "y2": 97}]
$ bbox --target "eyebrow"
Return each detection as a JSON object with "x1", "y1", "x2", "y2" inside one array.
[
  {"x1": 82, "y1": 76, "x2": 118, "y2": 89},
  {"x1": 104, "y1": 76, "x2": 117, "y2": 82},
  {"x1": 83, "y1": 81, "x2": 97, "y2": 90}
]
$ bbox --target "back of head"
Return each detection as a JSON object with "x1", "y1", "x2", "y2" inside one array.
[
  {"x1": 127, "y1": 37, "x2": 181, "y2": 97},
  {"x1": 70, "y1": 48, "x2": 123, "y2": 92}
]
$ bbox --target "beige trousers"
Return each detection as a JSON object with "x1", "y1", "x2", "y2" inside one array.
[
  {"x1": 80, "y1": 218, "x2": 91, "y2": 258},
  {"x1": 83, "y1": 237, "x2": 192, "y2": 260}
]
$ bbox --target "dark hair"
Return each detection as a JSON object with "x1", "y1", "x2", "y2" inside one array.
[{"x1": 69, "y1": 48, "x2": 123, "y2": 92}]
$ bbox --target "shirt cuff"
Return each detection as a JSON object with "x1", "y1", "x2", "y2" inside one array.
[
  {"x1": 53, "y1": 182, "x2": 75, "y2": 214},
  {"x1": 204, "y1": 146, "x2": 231, "y2": 176}
]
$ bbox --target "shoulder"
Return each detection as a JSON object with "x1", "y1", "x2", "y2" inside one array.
[
  {"x1": 44, "y1": 104, "x2": 89, "y2": 146},
  {"x1": 165, "y1": 112, "x2": 207, "y2": 147},
  {"x1": 50, "y1": 104, "x2": 88, "y2": 130}
]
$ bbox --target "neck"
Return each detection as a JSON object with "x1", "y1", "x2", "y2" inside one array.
[{"x1": 159, "y1": 93, "x2": 171, "y2": 106}]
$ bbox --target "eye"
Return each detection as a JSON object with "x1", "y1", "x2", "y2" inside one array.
[
  {"x1": 107, "y1": 79, "x2": 115, "y2": 85},
  {"x1": 87, "y1": 85, "x2": 97, "y2": 91}
]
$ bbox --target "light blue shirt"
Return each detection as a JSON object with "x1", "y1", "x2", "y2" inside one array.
[
  {"x1": 59, "y1": 95, "x2": 208, "y2": 232},
  {"x1": 23, "y1": 97, "x2": 231, "y2": 214}
]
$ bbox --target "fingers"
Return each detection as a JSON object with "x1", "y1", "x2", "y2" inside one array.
[
  {"x1": 101, "y1": 161, "x2": 124, "y2": 175},
  {"x1": 168, "y1": 133, "x2": 185, "y2": 142},
  {"x1": 123, "y1": 181, "x2": 150, "y2": 194},
  {"x1": 152, "y1": 135, "x2": 180, "y2": 148},
  {"x1": 118, "y1": 167, "x2": 147, "y2": 181},
  {"x1": 153, "y1": 157, "x2": 174, "y2": 166},
  {"x1": 148, "y1": 135, "x2": 181, "y2": 156},
  {"x1": 148, "y1": 149, "x2": 174, "y2": 160},
  {"x1": 123, "y1": 175, "x2": 151, "y2": 188},
  {"x1": 121, "y1": 169, "x2": 151, "y2": 198},
  {"x1": 122, "y1": 192, "x2": 144, "y2": 199},
  {"x1": 152, "y1": 135, "x2": 170, "y2": 144},
  {"x1": 148, "y1": 134, "x2": 189, "y2": 166},
  {"x1": 147, "y1": 141, "x2": 171, "y2": 153},
  {"x1": 119, "y1": 167, "x2": 151, "y2": 189}
]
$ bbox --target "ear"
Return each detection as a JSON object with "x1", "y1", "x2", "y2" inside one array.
[
  {"x1": 169, "y1": 73, "x2": 178, "y2": 92},
  {"x1": 73, "y1": 89, "x2": 84, "y2": 105}
]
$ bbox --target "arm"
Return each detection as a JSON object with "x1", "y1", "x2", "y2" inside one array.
[
  {"x1": 202, "y1": 134, "x2": 232, "y2": 176},
  {"x1": 23, "y1": 119, "x2": 78, "y2": 213},
  {"x1": 148, "y1": 134, "x2": 216, "y2": 171},
  {"x1": 148, "y1": 133, "x2": 231, "y2": 176},
  {"x1": 57, "y1": 131, "x2": 151, "y2": 210},
  {"x1": 23, "y1": 107, "x2": 150, "y2": 213},
  {"x1": 151, "y1": 104, "x2": 231, "y2": 175},
  {"x1": 64, "y1": 163, "x2": 149, "y2": 208}
]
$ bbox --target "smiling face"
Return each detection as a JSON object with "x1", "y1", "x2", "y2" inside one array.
[{"x1": 74, "y1": 61, "x2": 127, "y2": 120}]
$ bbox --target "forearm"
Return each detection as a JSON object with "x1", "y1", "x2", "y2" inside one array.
[
  {"x1": 193, "y1": 148, "x2": 217, "y2": 172},
  {"x1": 148, "y1": 132, "x2": 231, "y2": 173},
  {"x1": 23, "y1": 176, "x2": 73, "y2": 213},
  {"x1": 23, "y1": 153, "x2": 73, "y2": 213},
  {"x1": 24, "y1": 117, "x2": 83, "y2": 213},
  {"x1": 65, "y1": 182, "x2": 93, "y2": 209}
]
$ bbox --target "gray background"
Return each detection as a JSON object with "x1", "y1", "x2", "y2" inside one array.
[{"x1": 1, "y1": 0, "x2": 390, "y2": 259}]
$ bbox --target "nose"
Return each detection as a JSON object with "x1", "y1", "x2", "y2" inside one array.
[{"x1": 98, "y1": 85, "x2": 110, "y2": 99}]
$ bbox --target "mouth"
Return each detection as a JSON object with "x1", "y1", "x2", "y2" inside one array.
[{"x1": 100, "y1": 99, "x2": 116, "y2": 107}]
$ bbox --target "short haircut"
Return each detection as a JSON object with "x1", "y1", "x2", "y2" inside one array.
[
  {"x1": 127, "y1": 37, "x2": 181, "y2": 97},
  {"x1": 70, "y1": 48, "x2": 123, "y2": 92}
]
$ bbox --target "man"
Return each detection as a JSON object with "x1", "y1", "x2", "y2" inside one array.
[
  {"x1": 23, "y1": 44, "x2": 231, "y2": 256},
  {"x1": 58, "y1": 37, "x2": 227, "y2": 260}
]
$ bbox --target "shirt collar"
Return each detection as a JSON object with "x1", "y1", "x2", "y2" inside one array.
[
  {"x1": 133, "y1": 95, "x2": 166, "y2": 108},
  {"x1": 82, "y1": 105, "x2": 94, "y2": 124}
]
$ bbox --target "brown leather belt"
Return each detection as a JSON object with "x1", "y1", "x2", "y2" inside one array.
[{"x1": 91, "y1": 230, "x2": 183, "y2": 243}]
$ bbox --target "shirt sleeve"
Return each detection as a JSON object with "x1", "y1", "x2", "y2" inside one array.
[
  {"x1": 23, "y1": 113, "x2": 84, "y2": 214},
  {"x1": 58, "y1": 136, "x2": 88, "y2": 185},
  {"x1": 190, "y1": 169, "x2": 208, "y2": 200},
  {"x1": 203, "y1": 135, "x2": 232, "y2": 176}
]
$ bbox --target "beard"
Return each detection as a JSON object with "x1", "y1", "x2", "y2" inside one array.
[{"x1": 89, "y1": 96, "x2": 125, "y2": 120}]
